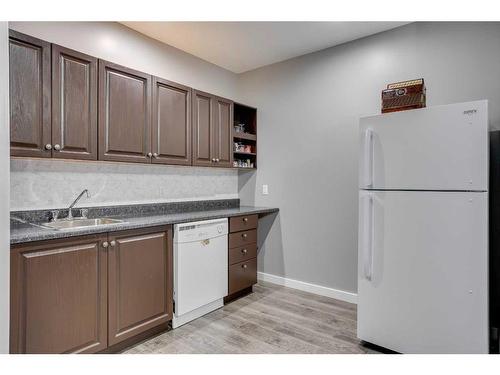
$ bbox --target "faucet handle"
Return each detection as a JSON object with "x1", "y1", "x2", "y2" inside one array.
[
  {"x1": 80, "y1": 208, "x2": 89, "y2": 219},
  {"x1": 50, "y1": 210, "x2": 59, "y2": 222}
]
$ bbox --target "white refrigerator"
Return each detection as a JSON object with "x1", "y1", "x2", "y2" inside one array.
[{"x1": 357, "y1": 100, "x2": 489, "y2": 353}]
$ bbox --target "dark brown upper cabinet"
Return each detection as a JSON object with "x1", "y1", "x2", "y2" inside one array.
[
  {"x1": 214, "y1": 97, "x2": 233, "y2": 168},
  {"x1": 107, "y1": 227, "x2": 172, "y2": 346},
  {"x1": 9, "y1": 30, "x2": 51, "y2": 158},
  {"x1": 52, "y1": 45, "x2": 98, "y2": 160},
  {"x1": 151, "y1": 77, "x2": 192, "y2": 165},
  {"x1": 192, "y1": 90, "x2": 214, "y2": 167},
  {"x1": 9, "y1": 29, "x2": 251, "y2": 169},
  {"x1": 10, "y1": 235, "x2": 108, "y2": 354},
  {"x1": 192, "y1": 90, "x2": 233, "y2": 167},
  {"x1": 98, "y1": 60, "x2": 152, "y2": 163}
]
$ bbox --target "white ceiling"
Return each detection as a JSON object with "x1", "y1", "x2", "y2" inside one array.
[{"x1": 121, "y1": 22, "x2": 409, "y2": 73}]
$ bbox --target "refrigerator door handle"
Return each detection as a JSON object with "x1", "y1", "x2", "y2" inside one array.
[
  {"x1": 363, "y1": 129, "x2": 374, "y2": 188},
  {"x1": 363, "y1": 194, "x2": 374, "y2": 281}
]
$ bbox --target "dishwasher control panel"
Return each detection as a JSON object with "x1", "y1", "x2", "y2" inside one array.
[{"x1": 174, "y1": 218, "x2": 228, "y2": 243}]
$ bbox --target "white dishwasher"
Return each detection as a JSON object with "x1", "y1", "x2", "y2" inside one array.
[{"x1": 173, "y1": 218, "x2": 228, "y2": 328}]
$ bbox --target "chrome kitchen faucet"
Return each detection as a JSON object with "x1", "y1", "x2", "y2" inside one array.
[{"x1": 67, "y1": 189, "x2": 91, "y2": 220}]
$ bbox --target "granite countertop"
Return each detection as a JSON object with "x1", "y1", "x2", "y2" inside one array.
[{"x1": 10, "y1": 203, "x2": 278, "y2": 245}]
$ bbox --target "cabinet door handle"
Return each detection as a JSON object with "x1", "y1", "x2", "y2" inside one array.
[
  {"x1": 45, "y1": 143, "x2": 52, "y2": 150},
  {"x1": 110, "y1": 240, "x2": 116, "y2": 247},
  {"x1": 243, "y1": 217, "x2": 248, "y2": 222},
  {"x1": 241, "y1": 248, "x2": 248, "y2": 254},
  {"x1": 153, "y1": 153, "x2": 158, "y2": 158},
  {"x1": 102, "y1": 241, "x2": 109, "y2": 248},
  {"x1": 215, "y1": 158, "x2": 220, "y2": 162},
  {"x1": 242, "y1": 233, "x2": 248, "y2": 238},
  {"x1": 147, "y1": 152, "x2": 153, "y2": 158},
  {"x1": 242, "y1": 264, "x2": 248, "y2": 269},
  {"x1": 212, "y1": 158, "x2": 216, "y2": 162},
  {"x1": 53, "y1": 144, "x2": 61, "y2": 151}
]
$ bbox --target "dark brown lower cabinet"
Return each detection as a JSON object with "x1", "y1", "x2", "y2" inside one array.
[
  {"x1": 10, "y1": 234, "x2": 108, "y2": 354},
  {"x1": 10, "y1": 226, "x2": 173, "y2": 354},
  {"x1": 108, "y1": 227, "x2": 173, "y2": 346},
  {"x1": 228, "y1": 258, "x2": 257, "y2": 295},
  {"x1": 226, "y1": 215, "x2": 259, "y2": 299}
]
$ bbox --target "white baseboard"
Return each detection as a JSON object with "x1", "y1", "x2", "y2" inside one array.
[{"x1": 257, "y1": 271, "x2": 357, "y2": 304}]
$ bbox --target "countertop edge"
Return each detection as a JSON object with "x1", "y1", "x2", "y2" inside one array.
[{"x1": 10, "y1": 207, "x2": 279, "y2": 245}]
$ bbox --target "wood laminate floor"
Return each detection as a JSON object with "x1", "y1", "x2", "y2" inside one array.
[{"x1": 123, "y1": 281, "x2": 382, "y2": 354}]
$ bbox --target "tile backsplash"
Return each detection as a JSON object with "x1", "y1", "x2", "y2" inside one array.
[{"x1": 10, "y1": 158, "x2": 239, "y2": 211}]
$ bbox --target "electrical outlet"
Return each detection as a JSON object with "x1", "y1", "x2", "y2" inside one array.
[{"x1": 262, "y1": 184, "x2": 269, "y2": 195}]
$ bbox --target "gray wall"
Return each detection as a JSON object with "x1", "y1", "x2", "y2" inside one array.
[
  {"x1": 0, "y1": 21, "x2": 10, "y2": 353},
  {"x1": 8, "y1": 22, "x2": 240, "y2": 211},
  {"x1": 238, "y1": 22, "x2": 500, "y2": 294}
]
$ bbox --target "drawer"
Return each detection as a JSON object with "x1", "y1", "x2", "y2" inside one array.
[
  {"x1": 230, "y1": 214, "x2": 258, "y2": 233},
  {"x1": 229, "y1": 243, "x2": 257, "y2": 265},
  {"x1": 229, "y1": 229, "x2": 257, "y2": 248},
  {"x1": 228, "y1": 258, "x2": 257, "y2": 295}
]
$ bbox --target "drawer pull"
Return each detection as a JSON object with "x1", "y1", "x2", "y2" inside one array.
[
  {"x1": 102, "y1": 241, "x2": 109, "y2": 248},
  {"x1": 242, "y1": 233, "x2": 247, "y2": 238},
  {"x1": 243, "y1": 217, "x2": 248, "y2": 222},
  {"x1": 242, "y1": 264, "x2": 248, "y2": 269},
  {"x1": 241, "y1": 248, "x2": 248, "y2": 254}
]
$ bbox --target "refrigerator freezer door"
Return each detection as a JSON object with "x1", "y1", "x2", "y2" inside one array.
[
  {"x1": 359, "y1": 100, "x2": 488, "y2": 191},
  {"x1": 357, "y1": 190, "x2": 488, "y2": 353}
]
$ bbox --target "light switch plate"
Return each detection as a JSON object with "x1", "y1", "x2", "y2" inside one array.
[{"x1": 262, "y1": 184, "x2": 269, "y2": 195}]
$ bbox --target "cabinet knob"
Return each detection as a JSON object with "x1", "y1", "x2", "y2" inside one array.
[
  {"x1": 242, "y1": 264, "x2": 248, "y2": 269},
  {"x1": 45, "y1": 143, "x2": 52, "y2": 150},
  {"x1": 53, "y1": 144, "x2": 61, "y2": 151},
  {"x1": 243, "y1": 217, "x2": 248, "y2": 222},
  {"x1": 147, "y1": 152, "x2": 153, "y2": 158},
  {"x1": 212, "y1": 158, "x2": 216, "y2": 162},
  {"x1": 153, "y1": 153, "x2": 158, "y2": 158},
  {"x1": 110, "y1": 240, "x2": 116, "y2": 247},
  {"x1": 241, "y1": 248, "x2": 248, "y2": 254},
  {"x1": 102, "y1": 241, "x2": 109, "y2": 248},
  {"x1": 242, "y1": 233, "x2": 248, "y2": 238},
  {"x1": 215, "y1": 158, "x2": 220, "y2": 162}
]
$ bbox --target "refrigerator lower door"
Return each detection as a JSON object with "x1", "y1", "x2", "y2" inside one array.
[{"x1": 358, "y1": 190, "x2": 488, "y2": 353}]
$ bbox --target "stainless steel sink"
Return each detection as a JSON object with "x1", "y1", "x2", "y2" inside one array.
[{"x1": 41, "y1": 218, "x2": 125, "y2": 231}]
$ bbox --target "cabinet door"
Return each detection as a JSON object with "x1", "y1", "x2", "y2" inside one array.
[
  {"x1": 98, "y1": 60, "x2": 152, "y2": 163},
  {"x1": 9, "y1": 30, "x2": 51, "y2": 157},
  {"x1": 10, "y1": 235, "x2": 108, "y2": 354},
  {"x1": 152, "y1": 77, "x2": 191, "y2": 165},
  {"x1": 52, "y1": 45, "x2": 97, "y2": 160},
  {"x1": 108, "y1": 227, "x2": 172, "y2": 346},
  {"x1": 192, "y1": 90, "x2": 215, "y2": 166},
  {"x1": 214, "y1": 97, "x2": 233, "y2": 167}
]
